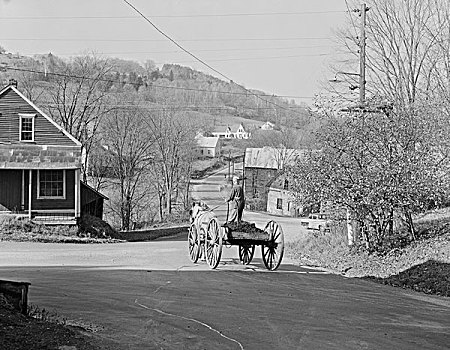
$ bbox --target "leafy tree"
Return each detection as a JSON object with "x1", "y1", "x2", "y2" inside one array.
[
  {"x1": 304, "y1": 0, "x2": 450, "y2": 248},
  {"x1": 289, "y1": 100, "x2": 450, "y2": 250}
]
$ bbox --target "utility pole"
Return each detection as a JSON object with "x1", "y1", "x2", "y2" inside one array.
[
  {"x1": 347, "y1": 3, "x2": 368, "y2": 246},
  {"x1": 359, "y1": 3, "x2": 367, "y2": 105},
  {"x1": 228, "y1": 150, "x2": 231, "y2": 180}
]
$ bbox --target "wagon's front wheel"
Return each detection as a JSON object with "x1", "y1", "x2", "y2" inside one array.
[
  {"x1": 205, "y1": 218, "x2": 222, "y2": 269},
  {"x1": 239, "y1": 244, "x2": 255, "y2": 265},
  {"x1": 188, "y1": 224, "x2": 200, "y2": 263},
  {"x1": 262, "y1": 220, "x2": 284, "y2": 271}
]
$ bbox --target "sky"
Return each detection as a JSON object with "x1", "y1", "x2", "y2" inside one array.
[{"x1": 0, "y1": 0, "x2": 351, "y2": 105}]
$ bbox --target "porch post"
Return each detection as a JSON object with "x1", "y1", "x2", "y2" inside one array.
[
  {"x1": 75, "y1": 169, "x2": 80, "y2": 218},
  {"x1": 28, "y1": 170, "x2": 32, "y2": 220},
  {"x1": 21, "y1": 170, "x2": 25, "y2": 210}
]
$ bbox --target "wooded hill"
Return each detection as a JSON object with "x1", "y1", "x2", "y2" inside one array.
[{"x1": 0, "y1": 49, "x2": 312, "y2": 132}]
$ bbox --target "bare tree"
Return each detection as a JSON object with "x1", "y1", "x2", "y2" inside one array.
[
  {"x1": 101, "y1": 95, "x2": 156, "y2": 231},
  {"x1": 38, "y1": 55, "x2": 113, "y2": 181},
  {"x1": 334, "y1": 0, "x2": 448, "y2": 107},
  {"x1": 145, "y1": 109, "x2": 198, "y2": 220}
]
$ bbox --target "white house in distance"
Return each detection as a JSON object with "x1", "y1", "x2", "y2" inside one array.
[
  {"x1": 212, "y1": 123, "x2": 251, "y2": 139},
  {"x1": 261, "y1": 121, "x2": 275, "y2": 130},
  {"x1": 195, "y1": 135, "x2": 221, "y2": 158}
]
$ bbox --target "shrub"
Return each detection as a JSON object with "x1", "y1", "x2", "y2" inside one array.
[{"x1": 77, "y1": 214, "x2": 121, "y2": 239}]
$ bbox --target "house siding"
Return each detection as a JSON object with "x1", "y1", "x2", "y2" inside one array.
[
  {"x1": 0, "y1": 89, "x2": 76, "y2": 146},
  {"x1": 81, "y1": 182, "x2": 105, "y2": 219},
  {"x1": 244, "y1": 167, "x2": 278, "y2": 211},
  {"x1": 0, "y1": 169, "x2": 22, "y2": 211},
  {"x1": 267, "y1": 188, "x2": 296, "y2": 216}
]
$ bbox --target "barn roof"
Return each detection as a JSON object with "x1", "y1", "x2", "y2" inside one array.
[
  {"x1": 196, "y1": 136, "x2": 219, "y2": 148},
  {"x1": 244, "y1": 147, "x2": 302, "y2": 169}
]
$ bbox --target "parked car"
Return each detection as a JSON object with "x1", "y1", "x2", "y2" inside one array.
[{"x1": 300, "y1": 213, "x2": 331, "y2": 232}]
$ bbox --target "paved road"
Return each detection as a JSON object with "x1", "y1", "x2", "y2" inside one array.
[{"x1": 0, "y1": 240, "x2": 449, "y2": 349}]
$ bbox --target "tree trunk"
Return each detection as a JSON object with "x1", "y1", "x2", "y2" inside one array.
[
  {"x1": 346, "y1": 209, "x2": 355, "y2": 246},
  {"x1": 405, "y1": 210, "x2": 416, "y2": 241},
  {"x1": 159, "y1": 192, "x2": 164, "y2": 221}
]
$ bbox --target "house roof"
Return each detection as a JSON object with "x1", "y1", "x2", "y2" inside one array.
[
  {"x1": 0, "y1": 84, "x2": 82, "y2": 147},
  {"x1": 197, "y1": 136, "x2": 219, "y2": 148},
  {"x1": 81, "y1": 181, "x2": 109, "y2": 200},
  {"x1": 212, "y1": 123, "x2": 247, "y2": 134},
  {"x1": 261, "y1": 121, "x2": 275, "y2": 129},
  {"x1": 244, "y1": 147, "x2": 302, "y2": 169}
]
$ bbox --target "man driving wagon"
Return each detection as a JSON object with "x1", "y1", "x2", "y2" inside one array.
[{"x1": 225, "y1": 175, "x2": 245, "y2": 224}]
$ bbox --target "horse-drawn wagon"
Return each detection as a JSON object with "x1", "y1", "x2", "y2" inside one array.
[{"x1": 188, "y1": 203, "x2": 284, "y2": 270}]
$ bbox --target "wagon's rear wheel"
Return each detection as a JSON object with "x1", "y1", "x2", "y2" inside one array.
[
  {"x1": 205, "y1": 218, "x2": 222, "y2": 269},
  {"x1": 239, "y1": 244, "x2": 255, "y2": 265},
  {"x1": 262, "y1": 220, "x2": 284, "y2": 271},
  {"x1": 188, "y1": 224, "x2": 200, "y2": 263}
]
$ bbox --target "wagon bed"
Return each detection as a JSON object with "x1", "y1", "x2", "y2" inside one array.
[{"x1": 222, "y1": 221, "x2": 269, "y2": 242}]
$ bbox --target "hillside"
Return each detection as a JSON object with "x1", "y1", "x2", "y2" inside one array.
[{"x1": 0, "y1": 49, "x2": 311, "y2": 133}]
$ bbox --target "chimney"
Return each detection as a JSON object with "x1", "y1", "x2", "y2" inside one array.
[{"x1": 9, "y1": 78, "x2": 17, "y2": 88}]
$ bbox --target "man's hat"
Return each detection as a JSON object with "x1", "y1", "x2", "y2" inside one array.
[{"x1": 232, "y1": 175, "x2": 242, "y2": 182}]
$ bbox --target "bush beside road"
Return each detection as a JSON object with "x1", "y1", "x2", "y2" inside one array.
[{"x1": 286, "y1": 219, "x2": 450, "y2": 297}]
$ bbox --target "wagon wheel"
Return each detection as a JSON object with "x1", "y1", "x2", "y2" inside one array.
[
  {"x1": 188, "y1": 223, "x2": 200, "y2": 263},
  {"x1": 261, "y1": 220, "x2": 284, "y2": 271},
  {"x1": 239, "y1": 244, "x2": 255, "y2": 265},
  {"x1": 205, "y1": 217, "x2": 223, "y2": 269}
]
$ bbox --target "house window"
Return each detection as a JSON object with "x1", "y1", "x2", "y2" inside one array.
[
  {"x1": 37, "y1": 170, "x2": 66, "y2": 199},
  {"x1": 284, "y1": 179, "x2": 289, "y2": 190},
  {"x1": 19, "y1": 114, "x2": 35, "y2": 141},
  {"x1": 276, "y1": 198, "x2": 283, "y2": 209},
  {"x1": 208, "y1": 150, "x2": 211, "y2": 155}
]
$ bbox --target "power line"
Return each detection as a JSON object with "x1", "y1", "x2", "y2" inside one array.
[
  {"x1": 150, "y1": 53, "x2": 336, "y2": 65},
  {"x1": 37, "y1": 103, "x2": 306, "y2": 111},
  {"x1": 24, "y1": 44, "x2": 338, "y2": 56},
  {"x1": 22, "y1": 52, "x2": 338, "y2": 62},
  {"x1": 0, "y1": 11, "x2": 345, "y2": 20},
  {"x1": 3, "y1": 66, "x2": 313, "y2": 99},
  {"x1": 121, "y1": 0, "x2": 301, "y2": 114},
  {"x1": 0, "y1": 37, "x2": 333, "y2": 42},
  {"x1": 345, "y1": 0, "x2": 359, "y2": 39}
]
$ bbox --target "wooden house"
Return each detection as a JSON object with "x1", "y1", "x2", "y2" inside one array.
[
  {"x1": 261, "y1": 121, "x2": 275, "y2": 130},
  {"x1": 212, "y1": 123, "x2": 251, "y2": 139},
  {"x1": 0, "y1": 83, "x2": 106, "y2": 224},
  {"x1": 195, "y1": 135, "x2": 221, "y2": 158},
  {"x1": 266, "y1": 173, "x2": 300, "y2": 217},
  {"x1": 244, "y1": 147, "x2": 301, "y2": 211}
]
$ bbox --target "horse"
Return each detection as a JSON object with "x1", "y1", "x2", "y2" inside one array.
[
  {"x1": 188, "y1": 201, "x2": 224, "y2": 262},
  {"x1": 189, "y1": 201, "x2": 217, "y2": 232}
]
